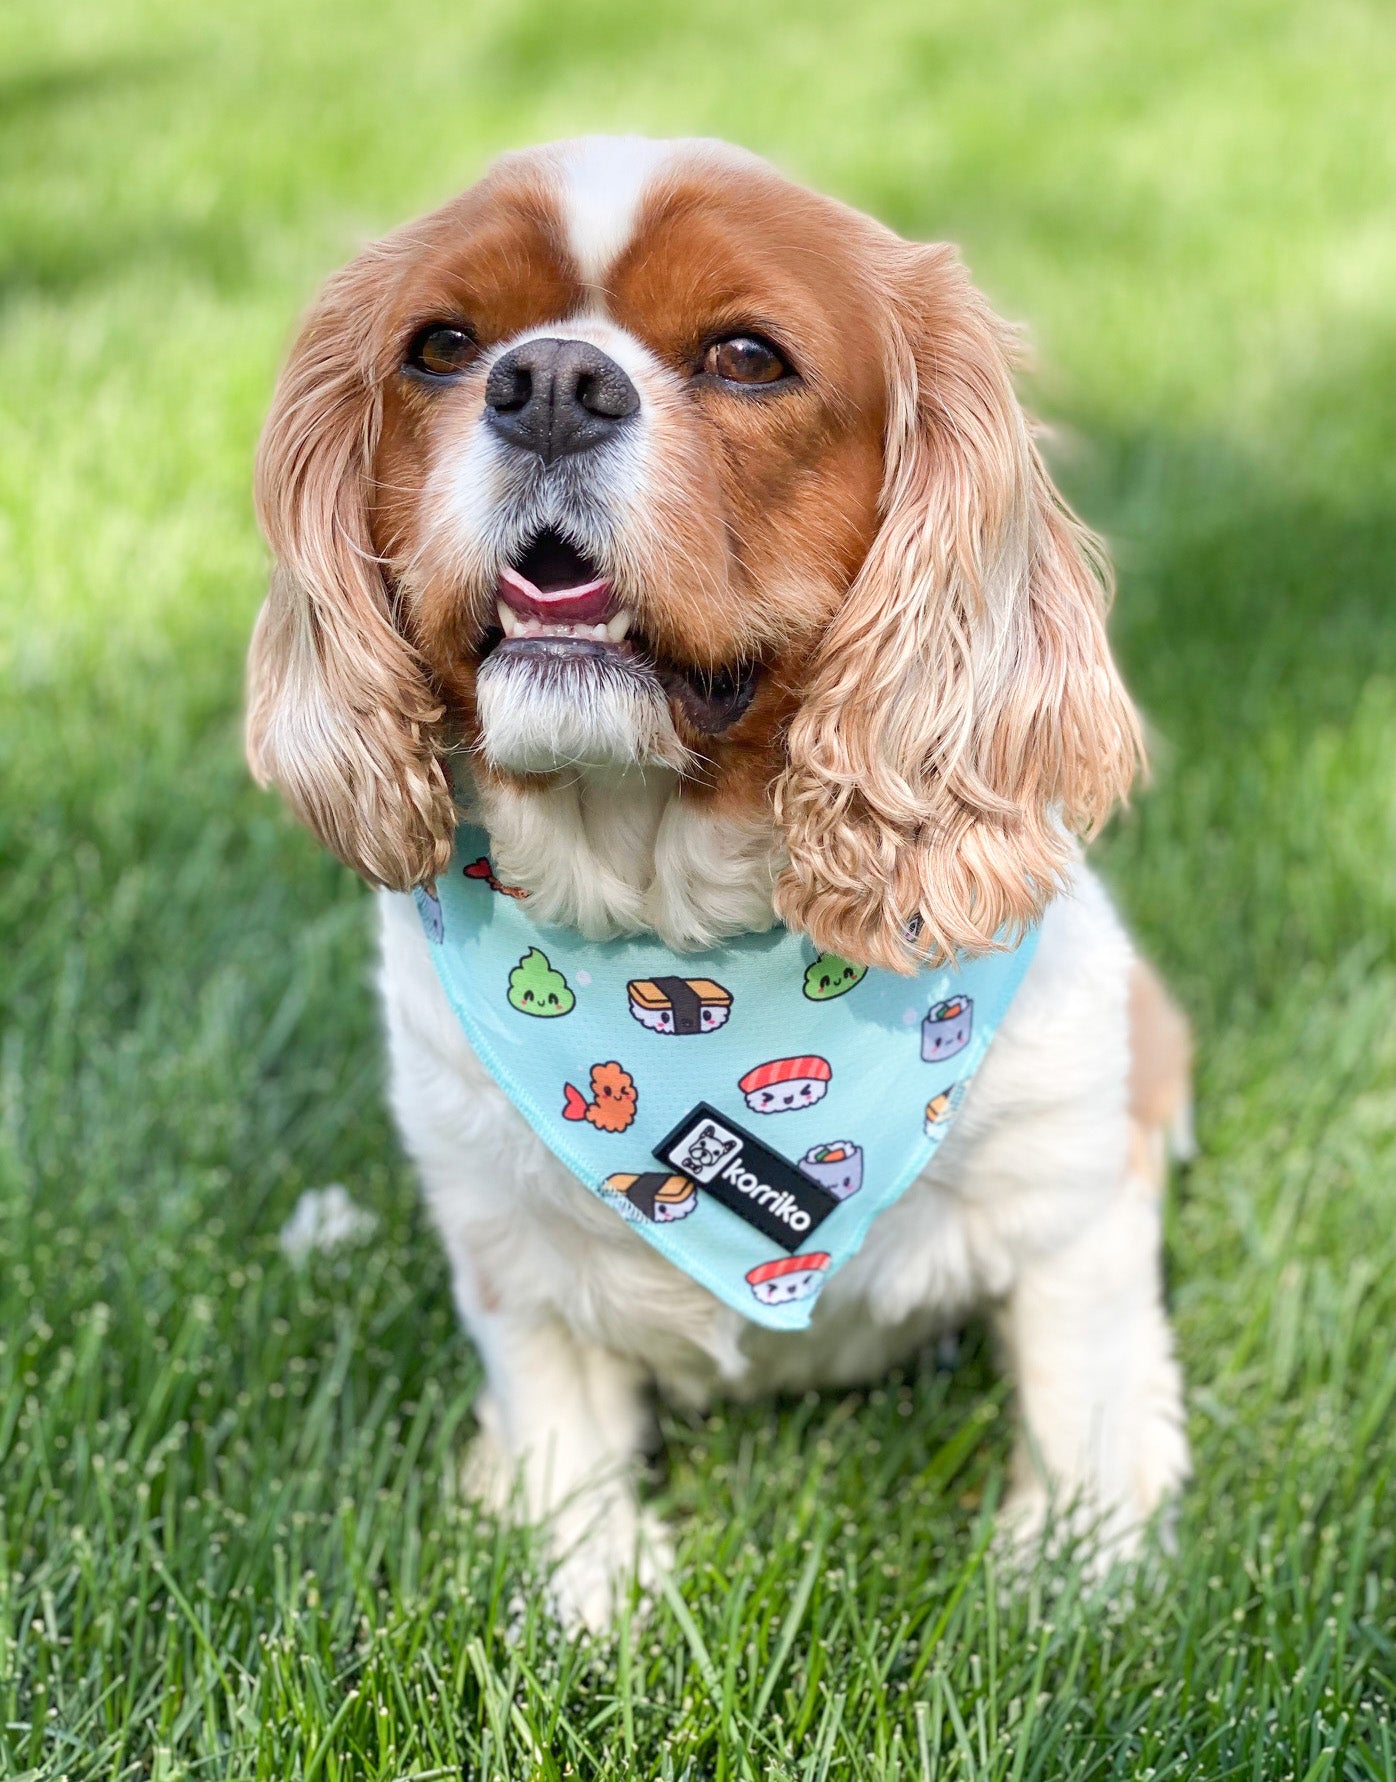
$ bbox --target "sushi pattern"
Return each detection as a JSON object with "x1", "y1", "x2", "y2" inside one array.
[
  {"x1": 603, "y1": 1172, "x2": 698, "y2": 1223},
  {"x1": 413, "y1": 885, "x2": 445, "y2": 945},
  {"x1": 562, "y1": 1062, "x2": 638, "y2": 1132},
  {"x1": 802, "y1": 953, "x2": 867, "y2": 1001},
  {"x1": 627, "y1": 976, "x2": 732, "y2": 1034},
  {"x1": 507, "y1": 948, "x2": 574, "y2": 1017},
  {"x1": 452, "y1": 855, "x2": 1001, "y2": 1322},
  {"x1": 463, "y1": 856, "x2": 530, "y2": 899},
  {"x1": 923, "y1": 1083, "x2": 962, "y2": 1133},
  {"x1": 799, "y1": 1142, "x2": 863, "y2": 1200},
  {"x1": 738, "y1": 1055, "x2": 832, "y2": 1114},
  {"x1": 921, "y1": 996, "x2": 972, "y2": 1063},
  {"x1": 745, "y1": 1253, "x2": 831, "y2": 1306}
]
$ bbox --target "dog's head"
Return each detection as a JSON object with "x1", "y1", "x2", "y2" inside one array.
[{"x1": 248, "y1": 136, "x2": 1140, "y2": 970}]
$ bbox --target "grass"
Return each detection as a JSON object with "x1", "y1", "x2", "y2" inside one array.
[{"x1": 2, "y1": 0, "x2": 1395, "y2": 1774}]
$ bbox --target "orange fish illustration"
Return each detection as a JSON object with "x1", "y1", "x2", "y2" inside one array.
[
  {"x1": 562, "y1": 1062, "x2": 638, "y2": 1133},
  {"x1": 463, "y1": 856, "x2": 529, "y2": 899}
]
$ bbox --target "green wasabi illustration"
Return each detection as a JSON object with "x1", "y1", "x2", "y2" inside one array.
[
  {"x1": 507, "y1": 948, "x2": 575, "y2": 1017},
  {"x1": 802, "y1": 952, "x2": 867, "y2": 1001}
]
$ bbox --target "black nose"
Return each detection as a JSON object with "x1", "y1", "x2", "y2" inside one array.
[{"x1": 483, "y1": 337, "x2": 640, "y2": 464}]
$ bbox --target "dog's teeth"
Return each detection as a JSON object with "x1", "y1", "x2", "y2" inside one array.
[{"x1": 498, "y1": 608, "x2": 632, "y2": 645}]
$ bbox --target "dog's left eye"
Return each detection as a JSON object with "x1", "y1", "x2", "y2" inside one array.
[
  {"x1": 405, "y1": 324, "x2": 479, "y2": 378},
  {"x1": 702, "y1": 335, "x2": 790, "y2": 386}
]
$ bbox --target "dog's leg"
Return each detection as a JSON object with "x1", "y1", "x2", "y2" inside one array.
[
  {"x1": 995, "y1": 1120, "x2": 1189, "y2": 1567},
  {"x1": 446, "y1": 1244, "x2": 667, "y2": 1631},
  {"x1": 378, "y1": 896, "x2": 669, "y2": 1630}
]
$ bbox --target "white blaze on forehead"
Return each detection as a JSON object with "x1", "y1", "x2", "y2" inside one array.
[
  {"x1": 546, "y1": 134, "x2": 769, "y2": 295},
  {"x1": 555, "y1": 136, "x2": 677, "y2": 287}
]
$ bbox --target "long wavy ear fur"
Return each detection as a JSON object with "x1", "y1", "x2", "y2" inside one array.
[
  {"x1": 246, "y1": 250, "x2": 456, "y2": 888},
  {"x1": 774, "y1": 242, "x2": 1142, "y2": 971}
]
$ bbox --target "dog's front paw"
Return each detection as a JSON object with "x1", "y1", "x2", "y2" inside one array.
[
  {"x1": 458, "y1": 1394, "x2": 518, "y2": 1515},
  {"x1": 995, "y1": 1482, "x2": 1150, "y2": 1584},
  {"x1": 1130, "y1": 1352, "x2": 1191, "y2": 1537},
  {"x1": 996, "y1": 1467, "x2": 1186, "y2": 1585},
  {"x1": 999, "y1": 1336, "x2": 1191, "y2": 1582},
  {"x1": 548, "y1": 1504, "x2": 674, "y2": 1635},
  {"x1": 999, "y1": 1397, "x2": 1191, "y2": 1581}
]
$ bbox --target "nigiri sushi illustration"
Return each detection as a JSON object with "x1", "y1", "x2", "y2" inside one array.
[
  {"x1": 738, "y1": 1055, "x2": 832, "y2": 1114},
  {"x1": 745, "y1": 1252, "x2": 831, "y2": 1306},
  {"x1": 627, "y1": 976, "x2": 732, "y2": 1034},
  {"x1": 603, "y1": 1172, "x2": 698, "y2": 1223},
  {"x1": 924, "y1": 1083, "x2": 961, "y2": 1133}
]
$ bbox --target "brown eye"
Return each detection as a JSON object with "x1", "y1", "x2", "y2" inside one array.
[
  {"x1": 702, "y1": 335, "x2": 790, "y2": 386},
  {"x1": 406, "y1": 324, "x2": 479, "y2": 378}
]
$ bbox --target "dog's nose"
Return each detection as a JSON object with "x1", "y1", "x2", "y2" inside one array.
[{"x1": 483, "y1": 338, "x2": 640, "y2": 464}]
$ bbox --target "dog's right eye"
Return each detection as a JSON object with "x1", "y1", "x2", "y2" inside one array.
[
  {"x1": 405, "y1": 324, "x2": 479, "y2": 378},
  {"x1": 701, "y1": 334, "x2": 791, "y2": 386}
]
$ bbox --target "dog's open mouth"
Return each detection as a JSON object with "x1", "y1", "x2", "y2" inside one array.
[{"x1": 485, "y1": 529, "x2": 759, "y2": 735}]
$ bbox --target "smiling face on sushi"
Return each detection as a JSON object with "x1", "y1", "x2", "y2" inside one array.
[
  {"x1": 738, "y1": 1054, "x2": 832, "y2": 1114},
  {"x1": 799, "y1": 1142, "x2": 863, "y2": 1199},
  {"x1": 745, "y1": 1252, "x2": 831, "y2": 1305}
]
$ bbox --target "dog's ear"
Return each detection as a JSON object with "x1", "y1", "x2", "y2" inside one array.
[
  {"x1": 246, "y1": 251, "x2": 456, "y2": 888},
  {"x1": 774, "y1": 243, "x2": 1142, "y2": 971}
]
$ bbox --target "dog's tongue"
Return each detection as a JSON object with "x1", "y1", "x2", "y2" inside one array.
[{"x1": 498, "y1": 565, "x2": 614, "y2": 625}]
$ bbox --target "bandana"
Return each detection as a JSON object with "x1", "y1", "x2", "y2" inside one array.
[{"x1": 410, "y1": 825, "x2": 1039, "y2": 1332}]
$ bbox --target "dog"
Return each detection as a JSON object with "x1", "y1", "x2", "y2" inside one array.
[{"x1": 245, "y1": 135, "x2": 1192, "y2": 1631}]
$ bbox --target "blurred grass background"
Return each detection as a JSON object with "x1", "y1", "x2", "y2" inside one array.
[{"x1": 2, "y1": 0, "x2": 1395, "y2": 1776}]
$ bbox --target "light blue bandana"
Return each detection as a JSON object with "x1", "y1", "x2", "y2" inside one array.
[{"x1": 413, "y1": 825, "x2": 1039, "y2": 1332}]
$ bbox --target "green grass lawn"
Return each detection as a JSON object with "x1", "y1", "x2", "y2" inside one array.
[{"x1": 3, "y1": 0, "x2": 1395, "y2": 1774}]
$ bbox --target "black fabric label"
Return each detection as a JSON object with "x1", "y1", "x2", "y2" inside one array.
[{"x1": 653, "y1": 1102, "x2": 840, "y2": 1252}]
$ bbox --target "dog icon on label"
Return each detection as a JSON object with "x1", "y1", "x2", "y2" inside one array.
[{"x1": 674, "y1": 1120, "x2": 741, "y2": 1180}]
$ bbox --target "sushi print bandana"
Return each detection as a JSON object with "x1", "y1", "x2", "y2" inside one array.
[{"x1": 412, "y1": 825, "x2": 1040, "y2": 1332}]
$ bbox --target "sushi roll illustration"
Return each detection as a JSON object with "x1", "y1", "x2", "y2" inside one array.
[
  {"x1": 799, "y1": 1142, "x2": 863, "y2": 1200},
  {"x1": 412, "y1": 885, "x2": 444, "y2": 945},
  {"x1": 627, "y1": 976, "x2": 733, "y2": 1034},
  {"x1": 921, "y1": 995, "x2": 972, "y2": 1063},
  {"x1": 924, "y1": 1086, "x2": 960, "y2": 1132},
  {"x1": 738, "y1": 1055, "x2": 832, "y2": 1114},
  {"x1": 745, "y1": 1252, "x2": 831, "y2": 1307},
  {"x1": 602, "y1": 1172, "x2": 698, "y2": 1223}
]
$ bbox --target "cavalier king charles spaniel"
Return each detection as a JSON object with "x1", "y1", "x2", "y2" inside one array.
[{"x1": 246, "y1": 136, "x2": 1192, "y2": 1630}]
